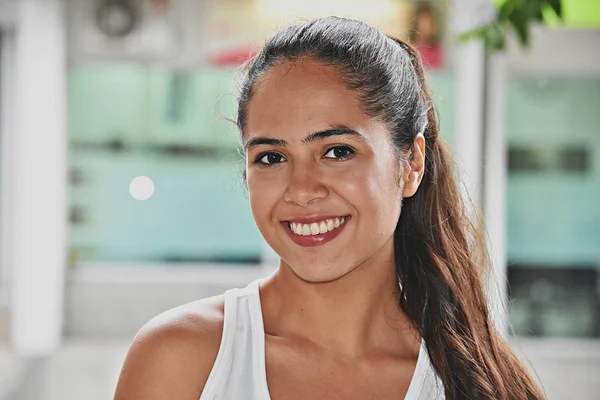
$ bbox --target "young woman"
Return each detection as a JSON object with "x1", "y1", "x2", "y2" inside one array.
[{"x1": 114, "y1": 17, "x2": 545, "y2": 400}]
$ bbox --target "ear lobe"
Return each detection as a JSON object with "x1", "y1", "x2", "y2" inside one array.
[
  {"x1": 402, "y1": 135, "x2": 426, "y2": 198},
  {"x1": 402, "y1": 172, "x2": 419, "y2": 198}
]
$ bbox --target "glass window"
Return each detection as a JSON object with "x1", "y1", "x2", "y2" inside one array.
[
  {"x1": 506, "y1": 78, "x2": 600, "y2": 338},
  {"x1": 68, "y1": 65, "x2": 262, "y2": 265}
]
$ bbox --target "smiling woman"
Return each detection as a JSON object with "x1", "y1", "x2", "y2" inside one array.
[{"x1": 114, "y1": 17, "x2": 545, "y2": 400}]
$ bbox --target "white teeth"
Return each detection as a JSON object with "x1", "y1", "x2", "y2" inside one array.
[
  {"x1": 319, "y1": 221, "x2": 327, "y2": 234},
  {"x1": 289, "y1": 217, "x2": 348, "y2": 237},
  {"x1": 302, "y1": 224, "x2": 310, "y2": 235},
  {"x1": 327, "y1": 219, "x2": 334, "y2": 231},
  {"x1": 310, "y1": 223, "x2": 320, "y2": 235}
]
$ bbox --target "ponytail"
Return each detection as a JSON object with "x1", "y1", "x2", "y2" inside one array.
[{"x1": 393, "y1": 39, "x2": 545, "y2": 399}]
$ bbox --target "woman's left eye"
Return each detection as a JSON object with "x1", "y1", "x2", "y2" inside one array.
[{"x1": 323, "y1": 146, "x2": 354, "y2": 160}]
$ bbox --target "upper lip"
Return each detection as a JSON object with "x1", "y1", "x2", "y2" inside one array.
[{"x1": 281, "y1": 214, "x2": 350, "y2": 224}]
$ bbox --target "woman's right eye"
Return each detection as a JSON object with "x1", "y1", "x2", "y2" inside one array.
[{"x1": 255, "y1": 152, "x2": 286, "y2": 165}]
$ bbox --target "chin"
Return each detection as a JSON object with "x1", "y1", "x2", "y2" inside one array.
[{"x1": 282, "y1": 257, "x2": 354, "y2": 284}]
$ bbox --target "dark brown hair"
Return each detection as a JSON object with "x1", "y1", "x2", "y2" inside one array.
[{"x1": 236, "y1": 16, "x2": 544, "y2": 400}]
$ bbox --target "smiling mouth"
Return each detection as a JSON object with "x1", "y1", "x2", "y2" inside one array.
[{"x1": 286, "y1": 216, "x2": 349, "y2": 236}]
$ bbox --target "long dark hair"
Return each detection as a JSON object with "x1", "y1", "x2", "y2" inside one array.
[{"x1": 236, "y1": 17, "x2": 544, "y2": 400}]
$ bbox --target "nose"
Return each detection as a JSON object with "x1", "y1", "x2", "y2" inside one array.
[{"x1": 283, "y1": 164, "x2": 328, "y2": 207}]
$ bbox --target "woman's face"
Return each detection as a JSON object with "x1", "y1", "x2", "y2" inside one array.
[{"x1": 243, "y1": 58, "x2": 421, "y2": 282}]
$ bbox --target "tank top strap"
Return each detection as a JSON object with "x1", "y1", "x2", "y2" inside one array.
[
  {"x1": 239, "y1": 279, "x2": 271, "y2": 397},
  {"x1": 198, "y1": 286, "x2": 239, "y2": 400},
  {"x1": 199, "y1": 279, "x2": 270, "y2": 400}
]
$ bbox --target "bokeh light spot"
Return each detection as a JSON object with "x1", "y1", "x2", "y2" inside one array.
[{"x1": 129, "y1": 176, "x2": 155, "y2": 201}]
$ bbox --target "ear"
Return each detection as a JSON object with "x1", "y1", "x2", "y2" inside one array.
[{"x1": 402, "y1": 134, "x2": 426, "y2": 198}]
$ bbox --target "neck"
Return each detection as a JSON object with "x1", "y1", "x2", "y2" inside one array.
[{"x1": 260, "y1": 241, "x2": 419, "y2": 358}]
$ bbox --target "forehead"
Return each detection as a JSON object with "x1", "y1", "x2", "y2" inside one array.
[{"x1": 244, "y1": 58, "x2": 380, "y2": 141}]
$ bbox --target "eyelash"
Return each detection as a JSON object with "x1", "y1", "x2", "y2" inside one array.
[{"x1": 253, "y1": 145, "x2": 355, "y2": 167}]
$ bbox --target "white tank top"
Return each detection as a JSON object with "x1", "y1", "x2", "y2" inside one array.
[{"x1": 199, "y1": 280, "x2": 446, "y2": 400}]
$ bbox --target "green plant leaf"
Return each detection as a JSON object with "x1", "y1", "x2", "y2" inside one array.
[
  {"x1": 459, "y1": 25, "x2": 488, "y2": 42},
  {"x1": 545, "y1": 0, "x2": 563, "y2": 18},
  {"x1": 499, "y1": 0, "x2": 518, "y2": 20},
  {"x1": 485, "y1": 23, "x2": 506, "y2": 52},
  {"x1": 459, "y1": 0, "x2": 561, "y2": 53},
  {"x1": 507, "y1": 7, "x2": 530, "y2": 46}
]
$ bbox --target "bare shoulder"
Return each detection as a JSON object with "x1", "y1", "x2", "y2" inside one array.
[{"x1": 113, "y1": 295, "x2": 225, "y2": 400}]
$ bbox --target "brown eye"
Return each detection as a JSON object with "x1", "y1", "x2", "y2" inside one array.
[
  {"x1": 324, "y1": 146, "x2": 354, "y2": 160},
  {"x1": 256, "y1": 152, "x2": 286, "y2": 165}
]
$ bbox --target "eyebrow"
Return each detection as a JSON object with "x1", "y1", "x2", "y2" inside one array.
[{"x1": 244, "y1": 127, "x2": 366, "y2": 152}]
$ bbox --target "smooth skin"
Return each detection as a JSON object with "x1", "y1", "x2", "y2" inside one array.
[{"x1": 114, "y1": 58, "x2": 426, "y2": 400}]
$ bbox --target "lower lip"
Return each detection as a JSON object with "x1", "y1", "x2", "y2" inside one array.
[{"x1": 282, "y1": 217, "x2": 350, "y2": 247}]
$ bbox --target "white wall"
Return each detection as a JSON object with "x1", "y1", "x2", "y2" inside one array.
[
  {"x1": 65, "y1": 265, "x2": 269, "y2": 337},
  {"x1": 507, "y1": 26, "x2": 600, "y2": 78}
]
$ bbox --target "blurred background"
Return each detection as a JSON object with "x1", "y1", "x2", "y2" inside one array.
[{"x1": 0, "y1": 0, "x2": 599, "y2": 399}]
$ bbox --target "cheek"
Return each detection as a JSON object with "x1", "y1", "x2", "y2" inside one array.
[
  {"x1": 341, "y1": 157, "x2": 402, "y2": 232},
  {"x1": 246, "y1": 171, "x2": 283, "y2": 222}
]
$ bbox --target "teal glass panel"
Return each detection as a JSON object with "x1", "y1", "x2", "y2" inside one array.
[{"x1": 68, "y1": 65, "x2": 261, "y2": 265}]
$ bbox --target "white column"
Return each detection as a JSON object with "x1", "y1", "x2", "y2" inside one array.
[
  {"x1": 453, "y1": 40, "x2": 485, "y2": 209},
  {"x1": 483, "y1": 53, "x2": 508, "y2": 335},
  {"x1": 452, "y1": 0, "x2": 507, "y2": 336},
  {"x1": 0, "y1": 30, "x2": 16, "y2": 308},
  {"x1": 0, "y1": 0, "x2": 17, "y2": 29},
  {"x1": 10, "y1": 0, "x2": 68, "y2": 355}
]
